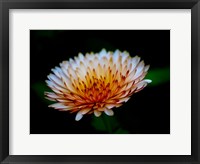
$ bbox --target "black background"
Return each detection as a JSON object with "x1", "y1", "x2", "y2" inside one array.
[{"x1": 30, "y1": 30, "x2": 170, "y2": 134}]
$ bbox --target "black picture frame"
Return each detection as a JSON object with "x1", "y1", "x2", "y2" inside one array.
[{"x1": 0, "y1": 0, "x2": 199, "y2": 163}]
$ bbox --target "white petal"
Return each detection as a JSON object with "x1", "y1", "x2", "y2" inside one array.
[
  {"x1": 75, "y1": 111, "x2": 83, "y2": 121},
  {"x1": 49, "y1": 103, "x2": 66, "y2": 109},
  {"x1": 86, "y1": 53, "x2": 94, "y2": 60},
  {"x1": 48, "y1": 74, "x2": 63, "y2": 87},
  {"x1": 96, "y1": 63, "x2": 102, "y2": 78},
  {"x1": 51, "y1": 67, "x2": 62, "y2": 78},
  {"x1": 113, "y1": 49, "x2": 120, "y2": 63},
  {"x1": 130, "y1": 56, "x2": 140, "y2": 72},
  {"x1": 137, "y1": 61, "x2": 145, "y2": 71},
  {"x1": 45, "y1": 97, "x2": 56, "y2": 102},
  {"x1": 99, "y1": 49, "x2": 107, "y2": 58},
  {"x1": 57, "y1": 99, "x2": 72, "y2": 103},
  {"x1": 60, "y1": 62, "x2": 70, "y2": 77},
  {"x1": 98, "y1": 107, "x2": 107, "y2": 111},
  {"x1": 67, "y1": 67, "x2": 78, "y2": 80},
  {"x1": 126, "y1": 69, "x2": 136, "y2": 82},
  {"x1": 121, "y1": 52, "x2": 129, "y2": 64},
  {"x1": 76, "y1": 67, "x2": 86, "y2": 80},
  {"x1": 94, "y1": 110, "x2": 102, "y2": 117},
  {"x1": 81, "y1": 108, "x2": 91, "y2": 115},
  {"x1": 144, "y1": 79, "x2": 152, "y2": 83},
  {"x1": 104, "y1": 108, "x2": 114, "y2": 116},
  {"x1": 45, "y1": 92, "x2": 60, "y2": 99},
  {"x1": 126, "y1": 82, "x2": 134, "y2": 90},
  {"x1": 46, "y1": 80, "x2": 65, "y2": 92},
  {"x1": 144, "y1": 65, "x2": 150, "y2": 72},
  {"x1": 59, "y1": 108, "x2": 73, "y2": 111},
  {"x1": 78, "y1": 53, "x2": 84, "y2": 61},
  {"x1": 118, "y1": 97, "x2": 130, "y2": 103},
  {"x1": 92, "y1": 56, "x2": 99, "y2": 68},
  {"x1": 59, "y1": 70, "x2": 72, "y2": 83},
  {"x1": 47, "y1": 87, "x2": 63, "y2": 95},
  {"x1": 105, "y1": 104, "x2": 116, "y2": 109},
  {"x1": 133, "y1": 61, "x2": 145, "y2": 79},
  {"x1": 136, "y1": 81, "x2": 148, "y2": 90},
  {"x1": 69, "y1": 58, "x2": 75, "y2": 65},
  {"x1": 59, "y1": 61, "x2": 68, "y2": 68}
]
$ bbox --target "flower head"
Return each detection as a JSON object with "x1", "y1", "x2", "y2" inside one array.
[{"x1": 45, "y1": 49, "x2": 151, "y2": 121}]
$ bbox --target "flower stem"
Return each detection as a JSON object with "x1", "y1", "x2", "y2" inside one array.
[{"x1": 102, "y1": 114, "x2": 112, "y2": 134}]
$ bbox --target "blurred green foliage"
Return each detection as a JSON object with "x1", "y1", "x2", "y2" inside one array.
[
  {"x1": 91, "y1": 113, "x2": 129, "y2": 134},
  {"x1": 32, "y1": 82, "x2": 52, "y2": 105},
  {"x1": 146, "y1": 67, "x2": 170, "y2": 86}
]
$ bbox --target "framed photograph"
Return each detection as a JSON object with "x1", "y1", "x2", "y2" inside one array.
[{"x1": 0, "y1": 0, "x2": 199, "y2": 163}]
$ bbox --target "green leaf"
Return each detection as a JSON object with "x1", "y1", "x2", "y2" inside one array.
[
  {"x1": 146, "y1": 67, "x2": 170, "y2": 86},
  {"x1": 31, "y1": 82, "x2": 52, "y2": 105}
]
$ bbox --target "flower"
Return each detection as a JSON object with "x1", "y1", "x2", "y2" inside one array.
[{"x1": 45, "y1": 49, "x2": 152, "y2": 121}]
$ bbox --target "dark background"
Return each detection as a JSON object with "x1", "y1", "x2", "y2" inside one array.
[{"x1": 30, "y1": 30, "x2": 170, "y2": 134}]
